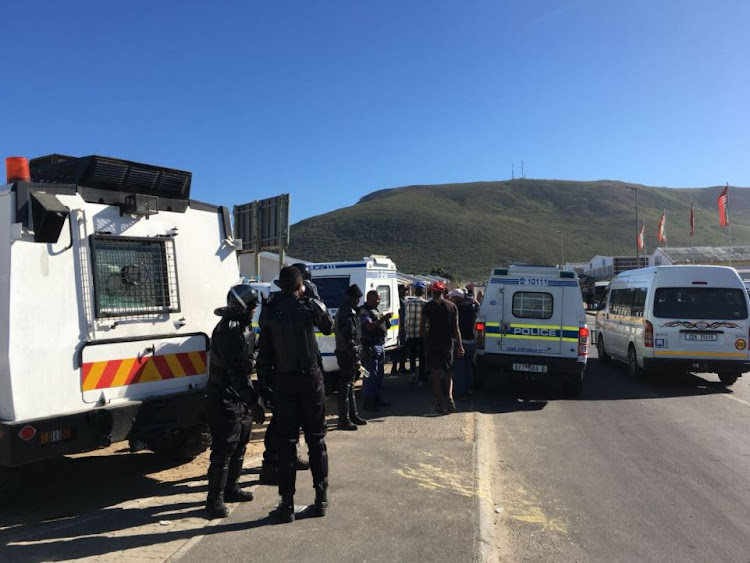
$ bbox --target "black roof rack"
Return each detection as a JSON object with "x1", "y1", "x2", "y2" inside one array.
[{"x1": 29, "y1": 154, "x2": 191, "y2": 201}]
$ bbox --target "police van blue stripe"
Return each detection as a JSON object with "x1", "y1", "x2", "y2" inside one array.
[{"x1": 310, "y1": 263, "x2": 367, "y2": 270}]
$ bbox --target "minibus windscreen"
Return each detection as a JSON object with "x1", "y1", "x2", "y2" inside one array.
[{"x1": 653, "y1": 287, "x2": 748, "y2": 320}]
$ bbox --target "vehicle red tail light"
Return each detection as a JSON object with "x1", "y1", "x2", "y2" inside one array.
[
  {"x1": 18, "y1": 425, "x2": 36, "y2": 441},
  {"x1": 578, "y1": 326, "x2": 589, "y2": 356},
  {"x1": 475, "y1": 321, "x2": 485, "y2": 350},
  {"x1": 645, "y1": 320, "x2": 654, "y2": 348}
]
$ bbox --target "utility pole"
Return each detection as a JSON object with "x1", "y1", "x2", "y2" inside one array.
[
  {"x1": 556, "y1": 230, "x2": 565, "y2": 268},
  {"x1": 627, "y1": 187, "x2": 640, "y2": 266}
]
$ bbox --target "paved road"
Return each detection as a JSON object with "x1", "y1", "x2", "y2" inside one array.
[
  {"x1": 3, "y1": 329, "x2": 750, "y2": 562},
  {"x1": 486, "y1": 337, "x2": 750, "y2": 562}
]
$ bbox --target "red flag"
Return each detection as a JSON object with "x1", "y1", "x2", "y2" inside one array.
[
  {"x1": 690, "y1": 201, "x2": 694, "y2": 237},
  {"x1": 637, "y1": 223, "x2": 645, "y2": 250},
  {"x1": 657, "y1": 212, "x2": 666, "y2": 243},
  {"x1": 718, "y1": 186, "x2": 729, "y2": 227}
]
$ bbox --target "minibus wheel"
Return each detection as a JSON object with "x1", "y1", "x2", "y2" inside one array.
[
  {"x1": 596, "y1": 336, "x2": 611, "y2": 362},
  {"x1": 627, "y1": 346, "x2": 644, "y2": 379},
  {"x1": 718, "y1": 372, "x2": 738, "y2": 386}
]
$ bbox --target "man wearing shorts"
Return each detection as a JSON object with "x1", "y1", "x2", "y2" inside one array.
[{"x1": 421, "y1": 281, "x2": 464, "y2": 414}]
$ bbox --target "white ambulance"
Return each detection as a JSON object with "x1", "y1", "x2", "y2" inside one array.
[
  {"x1": 474, "y1": 265, "x2": 589, "y2": 396},
  {"x1": 595, "y1": 265, "x2": 750, "y2": 385},
  {"x1": 309, "y1": 255, "x2": 400, "y2": 373},
  {"x1": 0, "y1": 154, "x2": 242, "y2": 467}
]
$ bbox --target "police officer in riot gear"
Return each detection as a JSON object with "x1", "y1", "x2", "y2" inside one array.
[
  {"x1": 335, "y1": 284, "x2": 367, "y2": 430},
  {"x1": 257, "y1": 266, "x2": 334, "y2": 523},
  {"x1": 204, "y1": 284, "x2": 265, "y2": 518}
]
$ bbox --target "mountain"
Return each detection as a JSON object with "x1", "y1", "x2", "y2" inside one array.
[{"x1": 287, "y1": 179, "x2": 750, "y2": 281}]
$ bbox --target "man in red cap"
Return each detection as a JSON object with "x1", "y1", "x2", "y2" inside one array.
[{"x1": 421, "y1": 281, "x2": 464, "y2": 414}]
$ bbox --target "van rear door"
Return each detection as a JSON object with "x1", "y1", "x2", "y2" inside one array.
[{"x1": 502, "y1": 282, "x2": 563, "y2": 356}]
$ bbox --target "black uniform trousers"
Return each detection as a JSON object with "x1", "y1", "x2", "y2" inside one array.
[
  {"x1": 274, "y1": 364, "x2": 328, "y2": 497},
  {"x1": 206, "y1": 397, "x2": 252, "y2": 494},
  {"x1": 407, "y1": 337, "x2": 426, "y2": 382}
]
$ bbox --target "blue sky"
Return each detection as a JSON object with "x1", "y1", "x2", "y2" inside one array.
[{"x1": 4, "y1": 1, "x2": 748, "y2": 223}]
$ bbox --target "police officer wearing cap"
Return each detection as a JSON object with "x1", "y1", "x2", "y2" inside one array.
[
  {"x1": 257, "y1": 266, "x2": 334, "y2": 522},
  {"x1": 205, "y1": 284, "x2": 265, "y2": 518},
  {"x1": 334, "y1": 284, "x2": 367, "y2": 430}
]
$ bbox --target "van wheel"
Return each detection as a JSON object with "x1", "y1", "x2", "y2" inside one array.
[
  {"x1": 474, "y1": 357, "x2": 486, "y2": 390},
  {"x1": 627, "y1": 346, "x2": 644, "y2": 379},
  {"x1": 562, "y1": 373, "x2": 583, "y2": 398},
  {"x1": 148, "y1": 426, "x2": 211, "y2": 462},
  {"x1": 718, "y1": 372, "x2": 738, "y2": 386},
  {"x1": 597, "y1": 336, "x2": 611, "y2": 362}
]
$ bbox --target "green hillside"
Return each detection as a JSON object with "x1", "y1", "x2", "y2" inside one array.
[{"x1": 287, "y1": 180, "x2": 750, "y2": 281}]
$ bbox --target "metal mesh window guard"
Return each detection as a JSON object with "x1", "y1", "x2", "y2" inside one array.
[
  {"x1": 90, "y1": 235, "x2": 180, "y2": 318},
  {"x1": 512, "y1": 292, "x2": 553, "y2": 319}
]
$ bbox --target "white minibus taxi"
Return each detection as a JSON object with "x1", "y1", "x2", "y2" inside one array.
[{"x1": 595, "y1": 265, "x2": 750, "y2": 385}]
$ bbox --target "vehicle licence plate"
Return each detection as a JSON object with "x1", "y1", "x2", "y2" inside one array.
[
  {"x1": 684, "y1": 333, "x2": 718, "y2": 341},
  {"x1": 512, "y1": 363, "x2": 548, "y2": 373}
]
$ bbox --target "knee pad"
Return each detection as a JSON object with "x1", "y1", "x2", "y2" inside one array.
[{"x1": 308, "y1": 438, "x2": 327, "y2": 457}]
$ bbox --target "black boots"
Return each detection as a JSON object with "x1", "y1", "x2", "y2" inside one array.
[
  {"x1": 261, "y1": 456, "x2": 309, "y2": 485},
  {"x1": 337, "y1": 391, "x2": 358, "y2": 431},
  {"x1": 225, "y1": 487, "x2": 254, "y2": 502},
  {"x1": 259, "y1": 460, "x2": 279, "y2": 485},
  {"x1": 224, "y1": 457, "x2": 254, "y2": 502},
  {"x1": 348, "y1": 386, "x2": 367, "y2": 426},
  {"x1": 272, "y1": 495, "x2": 295, "y2": 523},
  {"x1": 205, "y1": 463, "x2": 230, "y2": 518},
  {"x1": 313, "y1": 488, "x2": 328, "y2": 517}
]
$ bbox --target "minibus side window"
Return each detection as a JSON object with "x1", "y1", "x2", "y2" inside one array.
[
  {"x1": 631, "y1": 288, "x2": 647, "y2": 317},
  {"x1": 610, "y1": 289, "x2": 634, "y2": 316}
]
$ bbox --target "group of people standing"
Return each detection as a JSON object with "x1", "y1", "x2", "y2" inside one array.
[
  {"x1": 202, "y1": 265, "x2": 481, "y2": 523},
  {"x1": 399, "y1": 280, "x2": 480, "y2": 413},
  {"x1": 337, "y1": 278, "x2": 480, "y2": 421},
  {"x1": 204, "y1": 264, "x2": 333, "y2": 523}
]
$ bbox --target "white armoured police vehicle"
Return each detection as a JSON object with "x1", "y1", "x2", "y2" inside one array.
[
  {"x1": 0, "y1": 154, "x2": 242, "y2": 468},
  {"x1": 595, "y1": 265, "x2": 750, "y2": 385},
  {"x1": 475, "y1": 265, "x2": 589, "y2": 396},
  {"x1": 309, "y1": 255, "x2": 400, "y2": 373}
]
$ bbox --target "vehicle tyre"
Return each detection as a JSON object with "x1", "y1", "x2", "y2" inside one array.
[
  {"x1": 597, "y1": 335, "x2": 611, "y2": 362},
  {"x1": 718, "y1": 371, "x2": 738, "y2": 386},
  {"x1": 474, "y1": 356, "x2": 486, "y2": 390},
  {"x1": 149, "y1": 426, "x2": 211, "y2": 462},
  {"x1": 562, "y1": 373, "x2": 583, "y2": 398},
  {"x1": 627, "y1": 345, "x2": 645, "y2": 379}
]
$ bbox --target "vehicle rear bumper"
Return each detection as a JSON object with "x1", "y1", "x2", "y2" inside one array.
[
  {"x1": 642, "y1": 357, "x2": 750, "y2": 374},
  {"x1": 478, "y1": 352, "x2": 586, "y2": 376},
  {"x1": 0, "y1": 390, "x2": 207, "y2": 468}
]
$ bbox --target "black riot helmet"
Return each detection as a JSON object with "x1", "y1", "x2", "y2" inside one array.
[
  {"x1": 227, "y1": 285, "x2": 259, "y2": 313},
  {"x1": 291, "y1": 262, "x2": 312, "y2": 281}
]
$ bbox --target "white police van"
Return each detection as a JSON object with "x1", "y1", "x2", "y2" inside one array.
[
  {"x1": 309, "y1": 255, "x2": 400, "y2": 373},
  {"x1": 595, "y1": 265, "x2": 750, "y2": 385},
  {"x1": 475, "y1": 265, "x2": 589, "y2": 396}
]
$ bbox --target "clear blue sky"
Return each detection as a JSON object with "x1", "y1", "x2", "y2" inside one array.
[{"x1": 4, "y1": 1, "x2": 748, "y2": 223}]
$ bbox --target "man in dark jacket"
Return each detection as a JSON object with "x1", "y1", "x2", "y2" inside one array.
[
  {"x1": 257, "y1": 266, "x2": 334, "y2": 523},
  {"x1": 360, "y1": 290, "x2": 393, "y2": 411},
  {"x1": 205, "y1": 284, "x2": 265, "y2": 518},
  {"x1": 334, "y1": 284, "x2": 367, "y2": 430}
]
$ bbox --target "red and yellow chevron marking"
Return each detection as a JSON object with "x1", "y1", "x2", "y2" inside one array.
[{"x1": 81, "y1": 351, "x2": 207, "y2": 391}]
